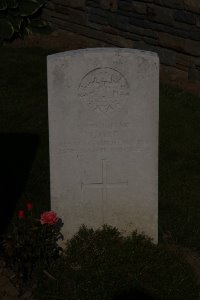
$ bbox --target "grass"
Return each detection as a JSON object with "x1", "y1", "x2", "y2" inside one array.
[{"x1": 0, "y1": 45, "x2": 200, "y2": 298}]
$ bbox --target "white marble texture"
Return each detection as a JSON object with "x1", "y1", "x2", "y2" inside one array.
[{"x1": 47, "y1": 48, "x2": 159, "y2": 243}]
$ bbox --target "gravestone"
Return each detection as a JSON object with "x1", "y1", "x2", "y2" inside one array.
[{"x1": 47, "y1": 48, "x2": 159, "y2": 243}]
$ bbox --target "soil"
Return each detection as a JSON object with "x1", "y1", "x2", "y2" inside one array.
[
  {"x1": 167, "y1": 245, "x2": 200, "y2": 285},
  {"x1": 0, "y1": 257, "x2": 34, "y2": 300}
]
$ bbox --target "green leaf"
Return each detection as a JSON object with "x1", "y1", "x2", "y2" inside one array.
[
  {"x1": 7, "y1": 0, "x2": 18, "y2": 9},
  {"x1": 0, "y1": 0, "x2": 7, "y2": 10},
  {"x1": 26, "y1": 16, "x2": 31, "y2": 24},
  {"x1": 29, "y1": 18, "x2": 48, "y2": 27},
  {"x1": 8, "y1": 7, "x2": 19, "y2": 16},
  {"x1": 29, "y1": 26, "x2": 52, "y2": 35},
  {"x1": 10, "y1": 15, "x2": 22, "y2": 31},
  {"x1": 0, "y1": 18, "x2": 14, "y2": 39},
  {"x1": 24, "y1": 24, "x2": 32, "y2": 35},
  {"x1": 18, "y1": 0, "x2": 45, "y2": 16},
  {"x1": 36, "y1": 0, "x2": 46, "y2": 5}
]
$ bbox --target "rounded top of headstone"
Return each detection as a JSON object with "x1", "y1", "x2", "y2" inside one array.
[{"x1": 47, "y1": 48, "x2": 159, "y2": 61}]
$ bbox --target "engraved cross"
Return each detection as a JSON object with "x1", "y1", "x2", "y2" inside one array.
[{"x1": 81, "y1": 159, "x2": 128, "y2": 203}]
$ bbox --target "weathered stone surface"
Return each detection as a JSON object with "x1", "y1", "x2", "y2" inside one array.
[
  {"x1": 129, "y1": 17, "x2": 191, "y2": 40},
  {"x1": 48, "y1": 48, "x2": 159, "y2": 243},
  {"x1": 118, "y1": 1, "x2": 132, "y2": 12},
  {"x1": 196, "y1": 18, "x2": 200, "y2": 27},
  {"x1": 131, "y1": 2, "x2": 147, "y2": 14},
  {"x1": 128, "y1": 24, "x2": 158, "y2": 39},
  {"x1": 41, "y1": 8, "x2": 55, "y2": 20},
  {"x1": 171, "y1": 23, "x2": 200, "y2": 41},
  {"x1": 174, "y1": 10, "x2": 196, "y2": 25},
  {"x1": 188, "y1": 67, "x2": 200, "y2": 81},
  {"x1": 121, "y1": 31, "x2": 141, "y2": 42},
  {"x1": 87, "y1": 21, "x2": 119, "y2": 35},
  {"x1": 142, "y1": 36, "x2": 158, "y2": 46},
  {"x1": 132, "y1": 0, "x2": 184, "y2": 9},
  {"x1": 176, "y1": 53, "x2": 195, "y2": 68},
  {"x1": 52, "y1": 18, "x2": 135, "y2": 47},
  {"x1": 106, "y1": 14, "x2": 129, "y2": 31},
  {"x1": 88, "y1": 14, "x2": 108, "y2": 25},
  {"x1": 174, "y1": 20, "x2": 192, "y2": 31},
  {"x1": 146, "y1": 4, "x2": 174, "y2": 26},
  {"x1": 160, "y1": 64, "x2": 188, "y2": 82},
  {"x1": 133, "y1": 40, "x2": 156, "y2": 52},
  {"x1": 101, "y1": 25, "x2": 120, "y2": 35},
  {"x1": 194, "y1": 57, "x2": 200, "y2": 66},
  {"x1": 44, "y1": 1, "x2": 55, "y2": 10},
  {"x1": 53, "y1": 0, "x2": 86, "y2": 9},
  {"x1": 100, "y1": 0, "x2": 118, "y2": 11},
  {"x1": 86, "y1": 6, "x2": 113, "y2": 18},
  {"x1": 183, "y1": 0, "x2": 200, "y2": 13},
  {"x1": 55, "y1": 6, "x2": 87, "y2": 25},
  {"x1": 87, "y1": 0, "x2": 99, "y2": 8},
  {"x1": 159, "y1": 0, "x2": 184, "y2": 8},
  {"x1": 149, "y1": 46, "x2": 177, "y2": 66},
  {"x1": 44, "y1": 0, "x2": 200, "y2": 90},
  {"x1": 159, "y1": 32, "x2": 200, "y2": 56},
  {"x1": 131, "y1": 44, "x2": 177, "y2": 67}
]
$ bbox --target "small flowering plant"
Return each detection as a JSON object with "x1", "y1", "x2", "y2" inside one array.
[
  {"x1": 40, "y1": 211, "x2": 59, "y2": 225},
  {"x1": 1, "y1": 203, "x2": 64, "y2": 285}
]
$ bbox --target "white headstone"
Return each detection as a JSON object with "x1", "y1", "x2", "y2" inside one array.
[{"x1": 47, "y1": 48, "x2": 159, "y2": 243}]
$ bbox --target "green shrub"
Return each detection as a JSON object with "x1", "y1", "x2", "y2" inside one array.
[
  {"x1": 0, "y1": 0, "x2": 51, "y2": 41},
  {"x1": 33, "y1": 225, "x2": 200, "y2": 300}
]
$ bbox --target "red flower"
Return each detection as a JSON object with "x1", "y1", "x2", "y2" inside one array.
[
  {"x1": 26, "y1": 202, "x2": 33, "y2": 211},
  {"x1": 18, "y1": 210, "x2": 25, "y2": 219},
  {"x1": 40, "y1": 211, "x2": 59, "y2": 225}
]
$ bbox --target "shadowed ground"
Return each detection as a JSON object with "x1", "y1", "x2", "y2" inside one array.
[{"x1": 0, "y1": 133, "x2": 39, "y2": 235}]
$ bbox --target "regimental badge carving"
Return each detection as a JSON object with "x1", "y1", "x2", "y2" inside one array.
[{"x1": 78, "y1": 67, "x2": 129, "y2": 114}]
